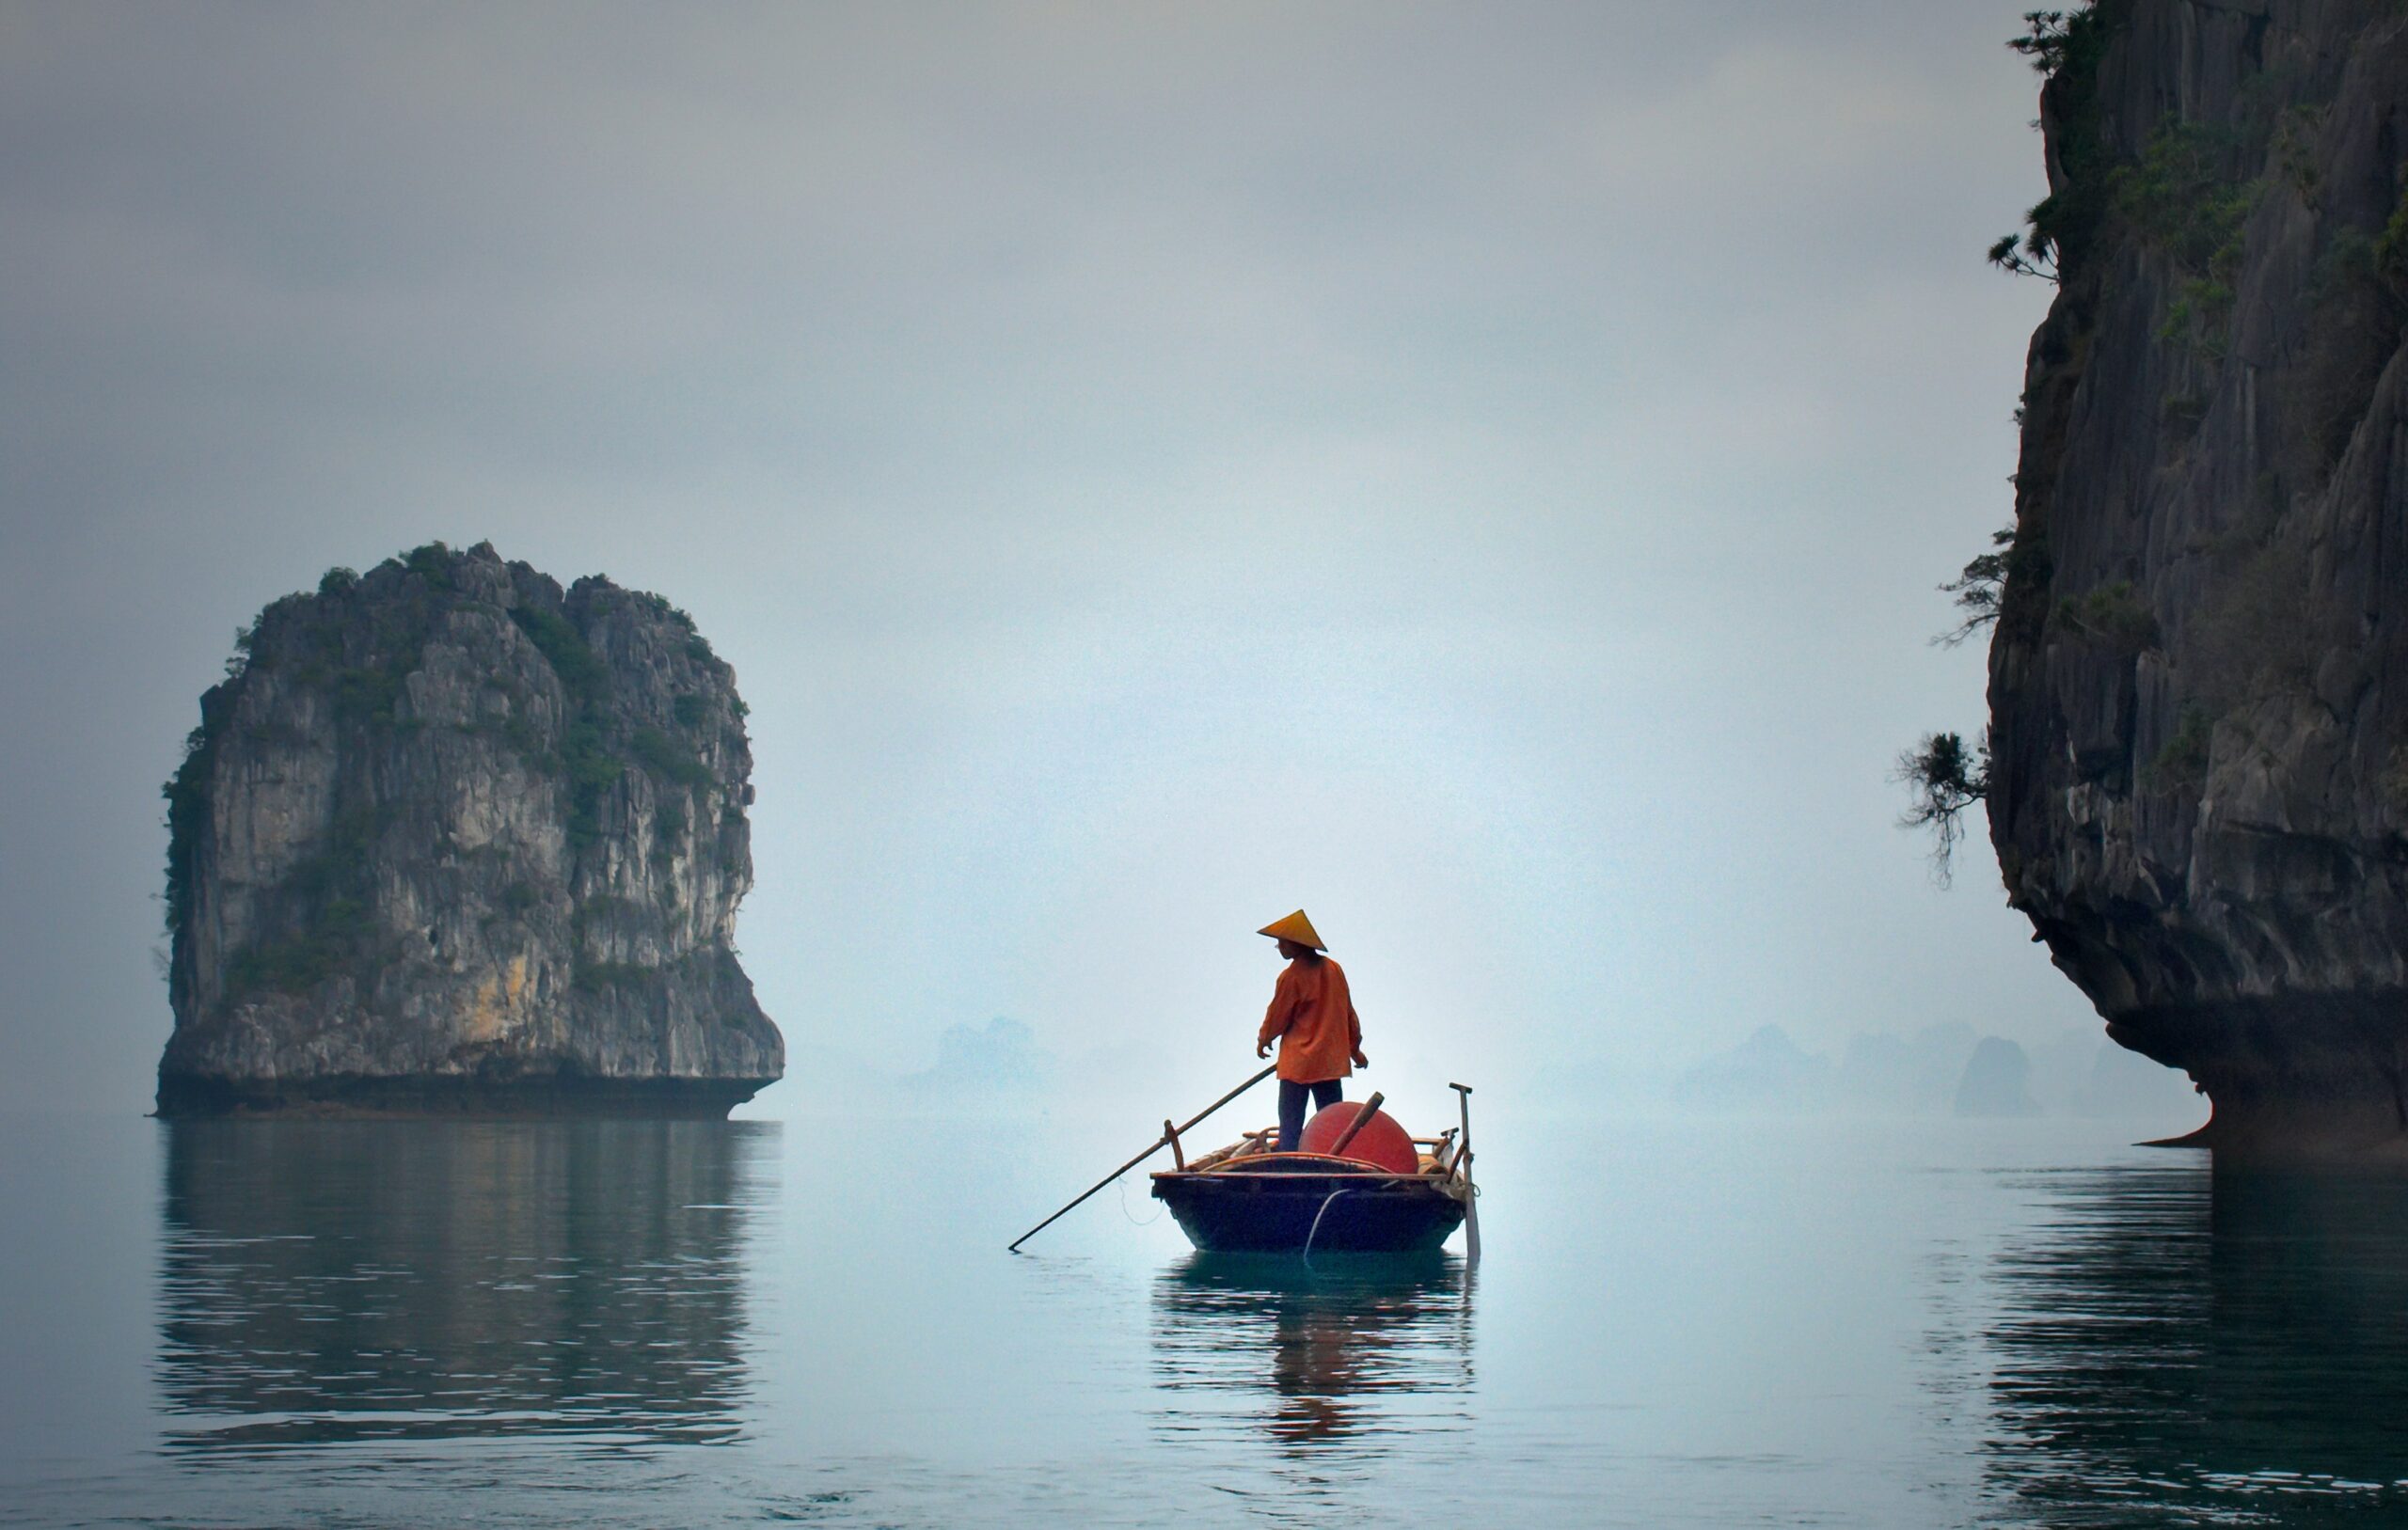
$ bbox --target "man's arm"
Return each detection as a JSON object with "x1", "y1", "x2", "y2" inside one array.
[
  {"x1": 1256, "y1": 970, "x2": 1297, "y2": 1058},
  {"x1": 1349, "y1": 1001, "x2": 1367, "y2": 1068}
]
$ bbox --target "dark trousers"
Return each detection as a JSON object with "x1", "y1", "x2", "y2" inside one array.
[{"x1": 1276, "y1": 1078, "x2": 1344, "y2": 1153}]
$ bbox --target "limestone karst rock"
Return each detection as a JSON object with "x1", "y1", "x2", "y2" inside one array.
[
  {"x1": 156, "y1": 542, "x2": 783, "y2": 1115},
  {"x1": 1952, "y1": 1037, "x2": 2042, "y2": 1120},
  {"x1": 1991, "y1": 2, "x2": 2408, "y2": 1154}
]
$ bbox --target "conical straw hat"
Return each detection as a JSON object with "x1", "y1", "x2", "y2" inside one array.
[{"x1": 1257, "y1": 909, "x2": 1326, "y2": 951}]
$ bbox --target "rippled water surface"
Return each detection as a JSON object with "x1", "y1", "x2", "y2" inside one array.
[{"x1": 9, "y1": 1104, "x2": 2408, "y2": 1526}]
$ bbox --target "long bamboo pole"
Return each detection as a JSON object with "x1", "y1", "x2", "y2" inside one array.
[{"x1": 1006, "y1": 1064, "x2": 1277, "y2": 1253}]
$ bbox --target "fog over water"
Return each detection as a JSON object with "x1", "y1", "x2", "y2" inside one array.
[{"x1": 0, "y1": 3, "x2": 2114, "y2": 1120}]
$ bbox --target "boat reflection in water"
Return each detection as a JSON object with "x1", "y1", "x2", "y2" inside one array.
[
  {"x1": 157, "y1": 1119, "x2": 777, "y2": 1456},
  {"x1": 1150, "y1": 1252, "x2": 1474, "y2": 1461},
  {"x1": 1981, "y1": 1161, "x2": 2408, "y2": 1524}
]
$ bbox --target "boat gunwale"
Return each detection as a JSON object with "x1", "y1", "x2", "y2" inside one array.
[
  {"x1": 1171, "y1": 1128, "x2": 1462, "y2": 1177},
  {"x1": 1150, "y1": 1169, "x2": 1450, "y2": 1186},
  {"x1": 1149, "y1": 1152, "x2": 1469, "y2": 1195}
]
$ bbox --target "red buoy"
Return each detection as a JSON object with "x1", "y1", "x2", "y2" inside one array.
[{"x1": 1298, "y1": 1100, "x2": 1419, "y2": 1175}]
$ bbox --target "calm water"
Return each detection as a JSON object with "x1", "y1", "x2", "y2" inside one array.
[{"x1": 8, "y1": 1102, "x2": 2408, "y2": 1526}]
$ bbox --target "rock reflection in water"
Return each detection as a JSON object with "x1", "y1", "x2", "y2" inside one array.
[
  {"x1": 1982, "y1": 1162, "x2": 2408, "y2": 1525},
  {"x1": 157, "y1": 1119, "x2": 776, "y2": 1454},
  {"x1": 1150, "y1": 1253, "x2": 1473, "y2": 1459}
]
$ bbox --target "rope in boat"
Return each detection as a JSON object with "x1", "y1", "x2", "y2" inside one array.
[{"x1": 1301, "y1": 1186, "x2": 1354, "y2": 1268}]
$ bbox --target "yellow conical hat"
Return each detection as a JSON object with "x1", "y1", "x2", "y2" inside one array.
[{"x1": 1257, "y1": 909, "x2": 1326, "y2": 951}]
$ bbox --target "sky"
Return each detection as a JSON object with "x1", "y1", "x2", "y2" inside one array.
[{"x1": 0, "y1": 1, "x2": 2108, "y2": 1118}]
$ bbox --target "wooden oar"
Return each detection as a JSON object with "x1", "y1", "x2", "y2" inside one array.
[
  {"x1": 1450, "y1": 1081, "x2": 1480, "y2": 1265},
  {"x1": 1324, "y1": 1091, "x2": 1386, "y2": 1158},
  {"x1": 1007, "y1": 1064, "x2": 1277, "y2": 1253}
]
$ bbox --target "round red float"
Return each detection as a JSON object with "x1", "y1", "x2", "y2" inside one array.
[{"x1": 1297, "y1": 1101, "x2": 1419, "y2": 1175}]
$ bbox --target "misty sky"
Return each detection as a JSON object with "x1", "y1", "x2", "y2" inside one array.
[{"x1": 0, "y1": 2, "x2": 2101, "y2": 1117}]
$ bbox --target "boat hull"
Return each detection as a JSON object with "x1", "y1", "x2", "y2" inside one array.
[{"x1": 1150, "y1": 1160, "x2": 1467, "y2": 1254}]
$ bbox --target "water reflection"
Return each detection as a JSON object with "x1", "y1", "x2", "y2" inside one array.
[
  {"x1": 157, "y1": 1119, "x2": 776, "y2": 1455},
  {"x1": 1150, "y1": 1253, "x2": 1474, "y2": 1460},
  {"x1": 1981, "y1": 1162, "x2": 2408, "y2": 1524}
]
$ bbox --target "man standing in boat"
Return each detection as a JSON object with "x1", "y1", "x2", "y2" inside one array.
[{"x1": 1255, "y1": 909, "x2": 1369, "y2": 1153}]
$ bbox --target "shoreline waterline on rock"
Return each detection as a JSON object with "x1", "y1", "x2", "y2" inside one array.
[
  {"x1": 155, "y1": 540, "x2": 783, "y2": 1119},
  {"x1": 151, "y1": 1073, "x2": 772, "y2": 1120}
]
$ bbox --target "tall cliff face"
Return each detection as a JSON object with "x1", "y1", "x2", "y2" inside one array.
[
  {"x1": 1994, "y1": 2, "x2": 2408, "y2": 1154},
  {"x1": 158, "y1": 542, "x2": 783, "y2": 1115}
]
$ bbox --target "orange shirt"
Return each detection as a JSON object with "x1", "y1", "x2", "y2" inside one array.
[{"x1": 1257, "y1": 955, "x2": 1362, "y2": 1083}]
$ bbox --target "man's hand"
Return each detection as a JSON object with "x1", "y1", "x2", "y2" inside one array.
[
  {"x1": 1352, "y1": 1049, "x2": 1370, "y2": 1069},
  {"x1": 1257, "y1": 1041, "x2": 1271, "y2": 1060}
]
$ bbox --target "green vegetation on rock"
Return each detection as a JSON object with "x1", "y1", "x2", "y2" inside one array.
[
  {"x1": 510, "y1": 605, "x2": 609, "y2": 708},
  {"x1": 1988, "y1": 3, "x2": 2128, "y2": 282},
  {"x1": 629, "y1": 726, "x2": 710, "y2": 788},
  {"x1": 2053, "y1": 581, "x2": 2160, "y2": 652},
  {"x1": 2142, "y1": 703, "x2": 2214, "y2": 795},
  {"x1": 222, "y1": 806, "x2": 384, "y2": 1001},
  {"x1": 1934, "y1": 525, "x2": 2052, "y2": 648},
  {"x1": 1893, "y1": 731, "x2": 1991, "y2": 887},
  {"x1": 2114, "y1": 122, "x2": 2262, "y2": 354},
  {"x1": 160, "y1": 724, "x2": 217, "y2": 939},
  {"x1": 572, "y1": 959, "x2": 657, "y2": 993}
]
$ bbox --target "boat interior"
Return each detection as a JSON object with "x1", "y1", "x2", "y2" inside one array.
[{"x1": 1167, "y1": 1127, "x2": 1465, "y2": 1178}]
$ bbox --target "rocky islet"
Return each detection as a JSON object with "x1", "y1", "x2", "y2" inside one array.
[
  {"x1": 1991, "y1": 0, "x2": 2408, "y2": 1155},
  {"x1": 156, "y1": 541, "x2": 783, "y2": 1115}
]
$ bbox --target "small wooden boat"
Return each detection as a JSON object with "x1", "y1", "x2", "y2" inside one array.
[
  {"x1": 1149, "y1": 1118, "x2": 1474, "y2": 1254},
  {"x1": 1008, "y1": 1069, "x2": 1481, "y2": 1261}
]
